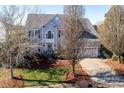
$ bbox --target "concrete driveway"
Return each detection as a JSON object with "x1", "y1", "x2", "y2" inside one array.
[
  {"x1": 79, "y1": 58, "x2": 116, "y2": 76},
  {"x1": 79, "y1": 58, "x2": 124, "y2": 83}
]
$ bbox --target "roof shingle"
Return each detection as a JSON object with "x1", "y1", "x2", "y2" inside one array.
[{"x1": 26, "y1": 14, "x2": 56, "y2": 29}]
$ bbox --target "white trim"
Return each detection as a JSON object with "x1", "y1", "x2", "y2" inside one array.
[
  {"x1": 29, "y1": 29, "x2": 39, "y2": 39},
  {"x1": 45, "y1": 29, "x2": 54, "y2": 39}
]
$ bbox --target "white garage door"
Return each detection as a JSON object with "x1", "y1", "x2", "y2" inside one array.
[{"x1": 81, "y1": 47, "x2": 98, "y2": 58}]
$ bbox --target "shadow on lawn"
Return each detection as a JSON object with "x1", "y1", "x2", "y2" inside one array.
[
  {"x1": 14, "y1": 77, "x2": 64, "y2": 83},
  {"x1": 14, "y1": 77, "x2": 68, "y2": 87}
]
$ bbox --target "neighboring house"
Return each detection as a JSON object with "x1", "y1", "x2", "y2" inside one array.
[
  {"x1": 0, "y1": 21, "x2": 6, "y2": 43},
  {"x1": 26, "y1": 14, "x2": 100, "y2": 57}
]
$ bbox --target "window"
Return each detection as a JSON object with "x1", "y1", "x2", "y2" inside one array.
[
  {"x1": 38, "y1": 48, "x2": 40, "y2": 52},
  {"x1": 35, "y1": 30, "x2": 38, "y2": 37},
  {"x1": 29, "y1": 30, "x2": 31, "y2": 37},
  {"x1": 46, "y1": 31, "x2": 53, "y2": 39},
  {"x1": 58, "y1": 30, "x2": 60, "y2": 37},
  {"x1": 55, "y1": 16, "x2": 59, "y2": 20},
  {"x1": 35, "y1": 30, "x2": 40, "y2": 38}
]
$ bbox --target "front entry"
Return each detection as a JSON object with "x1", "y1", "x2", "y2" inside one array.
[{"x1": 46, "y1": 43, "x2": 54, "y2": 55}]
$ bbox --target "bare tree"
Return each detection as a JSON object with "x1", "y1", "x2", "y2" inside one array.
[
  {"x1": 98, "y1": 5, "x2": 124, "y2": 63},
  {"x1": 63, "y1": 5, "x2": 85, "y2": 75},
  {"x1": 0, "y1": 5, "x2": 42, "y2": 79},
  {"x1": 27, "y1": 5, "x2": 44, "y2": 14},
  {"x1": 0, "y1": 5, "x2": 27, "y2": 79}
]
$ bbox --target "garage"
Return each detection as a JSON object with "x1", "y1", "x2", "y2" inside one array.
[{"x1": 79, "y1": 47, "x2": 99, "y2": 58}]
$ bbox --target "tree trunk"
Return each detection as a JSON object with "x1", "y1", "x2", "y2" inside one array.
[
  {"x1": 72, "y1": 59, "x2": 76, "y2": 76},
  {"x1": 10, "y1": 65, "x2": 13, "y2": 79},
  {"x1": 9, "y1": 55, "x2": 13, "y2": 79}
]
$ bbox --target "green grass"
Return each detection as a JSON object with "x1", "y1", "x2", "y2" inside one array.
[
  {"x1": 14, "y1": 67, "x2": 71, "y2": 87},
  {"x1": 0, "y1": 65, "x2": 71, "y2": 87}
]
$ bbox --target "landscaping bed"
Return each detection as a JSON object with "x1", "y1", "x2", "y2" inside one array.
[
  {"x1": 17, "y1": 60, "x2": 71, "y2": 69},
  {"x1": 0, "y1": 76, "x2": 24, "y2": 88},
  {"x1": 51, "y1": 60, "x2": 71, "y2": 68},
  {"x1": 64, "y1": 63, "x2": 98, "y2": 88},
  {"x1": 105, "y1": 59, "x2": 124, "y2": 75}
]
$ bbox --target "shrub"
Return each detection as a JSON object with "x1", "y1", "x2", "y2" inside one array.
[
  {"x1": 112, "y1": 53, "x2": 119, "y2": 61},
  {"x1": 14, "y1": 52, "x2": 52, "y2": 68},
  {"x1": 56, "y1": 55, "x2": 67, "y2": 60},
  {"x1": 120, "y1": 56, "x2": 124, "y2": 63},
  {"x1": 112, "y1": 53, "x2": 124, "y2": 63},
  {"x1": 99, "y1": 45, "x2": 113, "y2": 58},
  {"x1": 55, "y1": 50, "x2": 68, "y2": 60}
]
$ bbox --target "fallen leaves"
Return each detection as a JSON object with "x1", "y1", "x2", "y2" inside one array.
[
  {"x1": 51, "y1": 60, "x2": 71, "y2": 68},
  {"x1": 0, "y1": 75, "x2": 24, "y2": 88},
  {"x1": 105, "y1": 59, "x2": 124, "y2": 75}
]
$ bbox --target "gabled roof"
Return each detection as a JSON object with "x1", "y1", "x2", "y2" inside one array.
[
  {"x1": 26, "y1": 14, "x2": 98, "y2": 39},
  {"x1": 81, "y1": 31, "x2": 97, "y2": 39},
  {"x1": 26, "y1": 14, "x2": 57, "y2": 29},
  {"x1": 81, "y1": 18, "x2": 97, "y2": 36}
]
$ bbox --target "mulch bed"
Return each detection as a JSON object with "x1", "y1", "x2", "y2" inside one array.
[
  {"x1": 105, "y1": 59, "x2": 124, "y2": 75},
  {"x1": 0, "y1": 75, "x2": 24, "y2": 88},
  {"x1": 64, "y1": 63, "x2": 90, "y2": 82},
  {"x1": 17, "y1": 60, "x2": 71, "y2": 69},
  {"x1": 51, "y1": 60, "x2": 71, "y2": 68},
  {"x1": 64, "y1": 63, "x2": 98, "y2": 87},
  {"x1": 75, "y1": 63, "x2": 89, "y2": 76}
]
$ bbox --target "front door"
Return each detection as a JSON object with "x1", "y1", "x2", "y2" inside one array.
[{"x1": 47, "y1": 43, "x2": 53, "y2": 55}]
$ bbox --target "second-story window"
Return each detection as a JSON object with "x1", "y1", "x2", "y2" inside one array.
[
  {"x1": 35, "y1": 30, "x2": 41, "y2": 38},
  {"x1": 46, "y1": 31, "x2": 53, "y2": 39},
  {"x1": 29, "y1": 30, "x2": 31, "y2": 37}
]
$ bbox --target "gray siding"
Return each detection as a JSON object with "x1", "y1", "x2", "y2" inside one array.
[
  {"x1": 27, "y1": 15, "x2": 60, "y2": 53},
  {"x1": 26, "y1": 14, "x2": 100, "y2": 58}
]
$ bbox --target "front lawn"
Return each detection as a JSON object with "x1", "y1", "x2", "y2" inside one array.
[{"x1": 0, "y1": 67, "x2": 71, "y2": 87}]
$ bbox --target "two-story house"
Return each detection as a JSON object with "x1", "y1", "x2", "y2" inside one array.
[{"x1": 26, "y1": 14, "x2": 100, "y2": 57}]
